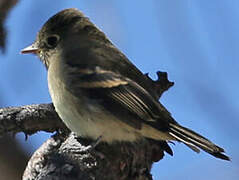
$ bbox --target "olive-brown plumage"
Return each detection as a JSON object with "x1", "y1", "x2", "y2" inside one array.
[{"x1": 22, "y1": 8, "x2": 229, "y2": 161}]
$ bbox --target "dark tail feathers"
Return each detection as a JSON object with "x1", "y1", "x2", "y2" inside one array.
[{"x1": 169, "y1": 123, "x2": 230, "y2": 161}]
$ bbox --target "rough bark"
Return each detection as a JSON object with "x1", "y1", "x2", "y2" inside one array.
[
  {"x1": 23, "y1": 133, "x2": 166, "y2": 180},
  {"x1": 0, "y1": 103, "x2": 66, "y2": 137}
]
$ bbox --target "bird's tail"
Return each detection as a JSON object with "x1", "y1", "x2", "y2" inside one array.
[{"x1": 169, "y1": 123, "x2": 230, "y2": 161}]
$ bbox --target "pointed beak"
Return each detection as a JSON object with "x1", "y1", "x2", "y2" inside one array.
[{"x1": 21, "y1": 43, "x2": 39, "y2": 54}]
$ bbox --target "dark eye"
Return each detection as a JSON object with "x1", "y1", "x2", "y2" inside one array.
[{"x1": 46, "y1": 35, "x2": 60, "y2": 48}]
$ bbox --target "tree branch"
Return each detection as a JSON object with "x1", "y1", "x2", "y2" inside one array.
[
  {"x1": 23, "y1": 133, "x2": 167, "y2": 180},
  {"x1": 0, "y1": 103, "x2": 66, "y2": 137}
]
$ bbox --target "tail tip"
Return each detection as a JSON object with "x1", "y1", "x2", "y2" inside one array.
[{"x1": 212, "y1": 152, "x2": 230, "y2": 161}]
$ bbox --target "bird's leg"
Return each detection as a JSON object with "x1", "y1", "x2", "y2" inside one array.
[
  {"x1": 80, "y1": 135, "x2": 105, "y2": 159},
  {"x1": 80, "y1": 135, "x2": 103, "y2": 152},
  {"x1": 90, "y1": 135, "x2": 103, "y2": 149}
]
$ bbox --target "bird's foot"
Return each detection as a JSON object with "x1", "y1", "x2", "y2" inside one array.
[
  {"x1": 81, "y1": 135, "x2": 102, "y2": 152},
  {"x1": 78, "y1": 135, "x2": 105, "y2": 159}
]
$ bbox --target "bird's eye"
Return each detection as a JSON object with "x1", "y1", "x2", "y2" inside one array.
[{"x1": 46, "y1": 35, "x2": 60, "y2": 48}]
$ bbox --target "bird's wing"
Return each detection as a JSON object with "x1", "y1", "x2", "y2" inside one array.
[{"x1": 65, "y1": 66, "x2": 175, "y2": 130}]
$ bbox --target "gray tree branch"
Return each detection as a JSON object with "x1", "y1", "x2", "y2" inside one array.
[
  {"x1": 0, "y1": 103, "x2": 66, "y2": 137},
  {"x1": 23, "y1": 133, "x2": 167, "y2": 180}
]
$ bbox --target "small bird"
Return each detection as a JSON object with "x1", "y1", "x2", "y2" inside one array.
[{"x1": 22, "y1": 8, "x2": 229, "y2": 160}]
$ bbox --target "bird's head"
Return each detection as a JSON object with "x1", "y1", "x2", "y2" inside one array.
[{"x1": 21, "y1": 8, "x2": 109, "y2": 69}]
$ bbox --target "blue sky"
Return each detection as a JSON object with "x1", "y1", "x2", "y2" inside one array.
[{"x1": 0, "y1": 1, "x2": 238, "y2": 179}]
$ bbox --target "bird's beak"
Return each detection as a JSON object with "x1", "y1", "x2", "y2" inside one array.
[{"x1": 21, "y1": 43, "x2": 39, "y2": 54}]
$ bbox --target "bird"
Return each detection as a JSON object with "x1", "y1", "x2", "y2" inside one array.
[{"x1": 21, "y1": 8, "x2": 229, "y2": 161}]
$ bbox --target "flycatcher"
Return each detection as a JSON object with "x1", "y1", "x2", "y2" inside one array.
[{"x1": 21, "y1": 8, "x2": 229, "y2": 161}]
